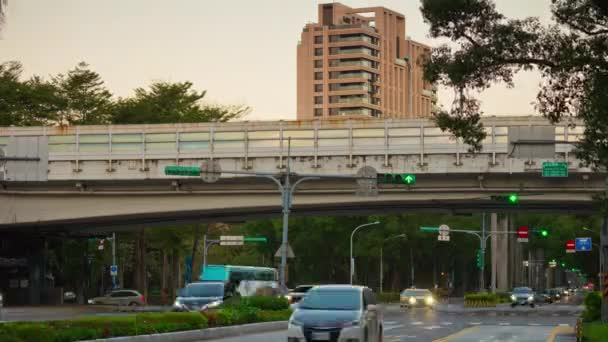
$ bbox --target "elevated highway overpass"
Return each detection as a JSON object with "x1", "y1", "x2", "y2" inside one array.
[{"x1": 0, "y1": 116, "x2": 600, "y2": 233}]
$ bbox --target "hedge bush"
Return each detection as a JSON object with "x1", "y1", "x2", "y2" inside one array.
[
  {"x1": 0, "y1": 312, "x2": 207, "y2": 342},
  {"x1": 239, "y1": 296, "x2": 289, "y2": 311},
  {"x1": 377, "y1": 292, "x2": 400, "y2": 303},
  {"x1": 464, "y1": 293, "x2": 498, "y2": 307},
  {"x1": 582, "y1": 322, "x2": 608, "y2": 342},
  {"x1": 582, "y1": 291, "x2": 602, "y2": 322}
]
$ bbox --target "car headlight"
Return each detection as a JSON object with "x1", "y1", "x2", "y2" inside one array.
[
  {"x1": 88, "y1": 299, "x2": 95, "y2": 304},
  {"x1": 205, "y1": 300, "x2": 222, "y2": 309},
  {"x1": 528, "y1": 296, "x2": 534, "y2": 302},
  {"x1": 510, "y1": 295, "x2": 516, "y2": 301},
  {"x1": 289, "y1": 318, "x2": 303, "y2": 327},
  {"x1": 409, "y1": 297, "x2": 416, "y2": 305},
  {"x1": 425, "y1": 296, "x2": 434, "y2": 305}
]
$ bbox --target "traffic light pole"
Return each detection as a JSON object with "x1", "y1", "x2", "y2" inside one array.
[{"x1": 421, "y1": 225, "x2": 519, "y2": 292}]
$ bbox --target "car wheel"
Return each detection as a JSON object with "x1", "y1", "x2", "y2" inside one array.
[
  {"x1": 364, "y1": 328, "x2": 369, "y2": 342},
  {"x1": 530, "y1": 303, "x2": 535, "y2": 308},
  {"x1": 511, "y1": 303, "x2": 516, "y2": 308},
  {"x1": 129, "y1": 302, "x2": 139, "y2": 306}
]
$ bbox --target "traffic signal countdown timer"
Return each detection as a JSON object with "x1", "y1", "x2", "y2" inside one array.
[{"x1": 377, "y1": 173, "x2": 416, "y2": 185}]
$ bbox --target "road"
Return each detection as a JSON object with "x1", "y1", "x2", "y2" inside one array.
[{"x1": 204, "y1": 303, "x2": 579, "y2": 342}]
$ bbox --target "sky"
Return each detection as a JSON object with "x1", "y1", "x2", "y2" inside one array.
[{"x1": 1, "y1": 0, "x2": 552, "y2": 121}]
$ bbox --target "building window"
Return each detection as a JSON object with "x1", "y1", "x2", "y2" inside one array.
[
  {"x1": 314, "y1": 84, "x2": 323, "y2": 92},
  {"x1": 314, "y1": 35, "x2": 323, "y2": 44},
  {"x1": 314, "y1": 96, "x2": 323, "y2": 104},
  {"x1": 314, "y1": 60, "x2": 323, "y2": 68},
  {"x1": 314, "y1": 108, "x2": 323, "y2": 117},
  {"x1": 314, "y1": 48, "x2": 323, "y2": 56},
  {"x1": 314, "y1": 72, "x2": 323, "y2": 80}
]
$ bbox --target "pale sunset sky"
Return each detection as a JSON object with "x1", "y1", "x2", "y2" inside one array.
[{"x1": 1, "y1": 0, "x2": 552, "y2": 120}]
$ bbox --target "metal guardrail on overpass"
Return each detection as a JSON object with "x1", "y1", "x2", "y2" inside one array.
[{"x1": 0, "y1": 116, "x2": 589, "y2": 181}]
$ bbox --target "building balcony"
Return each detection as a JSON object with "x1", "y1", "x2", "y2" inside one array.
[
  {"x1": 330, "y1": 47, "x2": 379, "y2": 58},
  {"x1": 329, "y1": 24, "x2": 378, "y2": 36},
  {"x1": 329, "y1": 83, "x2": 372, "y2": 92}
]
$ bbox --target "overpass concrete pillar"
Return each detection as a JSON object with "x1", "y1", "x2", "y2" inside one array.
[{"x1": 496, "y1": 215, "x2": 509, "y2": 292}]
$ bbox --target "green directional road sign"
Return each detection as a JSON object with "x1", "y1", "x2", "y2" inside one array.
[
  {"x1": 420, "y1": 226, "x2": 439, "y2": 232},
  {"x1": 244, "y1": 237, "x2": 267, "y2": 243},
  {"x1": 165, "y1": 166, "x2": 201, "y2": 176},
  {"x1": 542, "y1": 162, "x2": 568, "y2": 177}
]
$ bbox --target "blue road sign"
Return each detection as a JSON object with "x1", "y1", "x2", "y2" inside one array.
[
  {"x1": 575, "y1": 237, "x2": 592, "y2": 252},
  {"x1": 110, "y1": 265, "x2": 118, "y2": 276}
]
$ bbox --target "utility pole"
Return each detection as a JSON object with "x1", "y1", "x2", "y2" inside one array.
[
  {"x1": 480, "y1": 213, "x2": 486, "y2": 292},
  {"x1": 112, "y1": 232, "x2": 116, "y2": 289},
  {"x1": 410, "y1": 247, "x2": 415, "y2": 287}
]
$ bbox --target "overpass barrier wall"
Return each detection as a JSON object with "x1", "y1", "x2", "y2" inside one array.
[{"x1": 0, "y1": 117, "x2": 587, "y2": 180}]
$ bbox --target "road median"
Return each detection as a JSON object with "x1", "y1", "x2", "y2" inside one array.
[{"x1": 83, "y1": 321, "x2": 288, "y2": 342}]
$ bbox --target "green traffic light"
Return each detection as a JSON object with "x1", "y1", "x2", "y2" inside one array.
[
  {"x1": 508, "y1": 193, "x2": 519, "y2": 204},
  {"x1": 561, "y1": 262, "x2": 566, "y2": 267},
  {"x1": 541, "y1": 230, "x2": 548, "y2": 237},
  {"x1": 403, "y1": 174, "x2": 416, "y2": 185}
]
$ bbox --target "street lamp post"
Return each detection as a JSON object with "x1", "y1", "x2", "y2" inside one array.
[
  {"x1": 380, "y1": 234, "x2": 407, "y2": 293},
  {"x1": 350, "y1": 221, "x2": 380, "y2": 285}
]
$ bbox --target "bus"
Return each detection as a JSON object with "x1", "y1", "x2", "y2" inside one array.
[{"x1": 200, "y1": 265, "x2": 279, "y2": 297}]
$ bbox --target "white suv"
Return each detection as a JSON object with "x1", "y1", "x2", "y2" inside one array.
[{"x1": 287, "y1": 285, "x2": 383, "y2": 342}]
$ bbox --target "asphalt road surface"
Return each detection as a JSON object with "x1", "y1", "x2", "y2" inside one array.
[{"x1": 205, "y1": 303, "x2": 579, "y2": 342}]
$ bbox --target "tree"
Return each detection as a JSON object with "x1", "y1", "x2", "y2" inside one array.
[
  {"x1": 0, "y1": 61, "x2": 63, "y2": 126},
  {"x1": 111, "y1": 81, "x2": 249, "y2": 124},
  {"x1": 421, "y1": 0, "x2": 608, "y2": 169},
  {"x1": 53, "y1": 62, "x2": 113, "y2": 125}
]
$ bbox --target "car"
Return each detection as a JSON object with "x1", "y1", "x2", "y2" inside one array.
[
  {"x1": 87, "y1": 289, "x2": 145, "y2": 306},
  {"x1": 173, "y1": 282, "x2": 225, "y2": 312},
  {"x1": 0, "y1": 291, "x2": 3, "y2": 308},
  {"x1": 287, "y1": 285, "x2": 383, "y2": 342},
  {"x1": 64, "y1": 291, "x2": 76, "y2": 303},
  {"x1": 547, "y1": 288, "x2": 562, "y2": 302},
  {"x1": 400, "y1": 288, "x2": 435, "y2": 309},
  {"x1": 510, "y1": 287, "x2": 535, "y2": 308},
  {"x1": 536, "y1": 292, "x2": 553, "y2": 304},
  {"x1": 285, "y1": 285, "x2": 315, "y2": 305}
]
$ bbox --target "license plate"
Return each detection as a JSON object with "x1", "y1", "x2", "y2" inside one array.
[{"x1": 311, "y1": 332, "x2": 330, "y2": 340}]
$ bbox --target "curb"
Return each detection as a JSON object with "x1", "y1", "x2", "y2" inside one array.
[{"x1": 84, "y1": 321, "x2": 288, "y2": 342}]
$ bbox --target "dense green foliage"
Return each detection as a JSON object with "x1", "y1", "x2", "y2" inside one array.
[
  {"x1": 0, "y1": 61, "x2": 249, "y2": 127},
  {"x1": 421, "y1": 0, "x2": 608, "y2": 170},
  {"x1": 0, "y1": 313, "x2": 207, "y2": 342},
  {"x1": 582, "y1": 291, "x2": 602, "y2": 322}
]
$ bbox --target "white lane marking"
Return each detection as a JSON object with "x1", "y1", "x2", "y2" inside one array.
[
  {"x1": 385, "y1": 320, "x2": 398, "y2": 325},
  {"x1": 469, "y1": 322, "x2": 482, "y2": 325},
  {"x1": 559, "y1": 323, "x2": 570, "y2": 326},
  {"x1": 404, "y1": 336, "x2": 417, "y2": 339},
  {"x1": 441, "y1": 322, "x2": 453, "y2": 325},
  {"x1": 499, "y1": 322, "x2": 510, "y2": 326},
  {"x1": 423, "y1": 325, "x2": 442, "y2": 330},
  {"x1": 410, "y1": 321, "x2": 423, "y2": 325},
  {"x1": 384, "y1": 324, "x2": 404, "y2": 331},
  {"x1": 529, "y1": 323, "x2": 541, "y2": 326}
]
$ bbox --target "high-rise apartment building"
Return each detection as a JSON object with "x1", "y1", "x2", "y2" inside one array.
[{"x1": 297, "y1": 3, "x2": 436, "y2": 120}]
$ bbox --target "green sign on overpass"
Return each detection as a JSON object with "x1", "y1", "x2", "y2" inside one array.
[
  {"x1": 542, "y1": 162, "x2": 568, "y2": 177},
  {"x1": 165, "y1": 166, "x2": 201, "y2": 176}
]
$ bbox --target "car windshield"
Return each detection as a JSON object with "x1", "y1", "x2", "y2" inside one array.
[
  {"x1": 299, "y1": 288, "x2": 361, "y2": 310},
  {"x1": 402, "y1": 290, "x2": 431, "y2": 296},
  {"x1": 513, "y1": 287, "x2": 532, "y2": 294},
  {"x1": 292, "y1": 286, "x2": 313, "y2": 293},
  {"x1": 183, "y1": 283, "x2": 224, "y2": 297}
]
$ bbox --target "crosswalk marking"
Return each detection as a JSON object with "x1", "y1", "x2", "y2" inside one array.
[
  {"x1": 499, "y1": 322, "x2": 510, "y2": 326},
  {"x1": 441, "y1": 322, "x2": 453, "y2": 325},
  {"x1": 529, "y1": 323, "x2": 541, "y2": 326},
  {"x1": 559, "y1": 323, "x2": 570, "y2": 326},
  {"x1": 469, "y1": 322, "x2": 482, "y2": 325},
  {"x1": 410, "y1": 321, "x2": 423, "y2": 325},
  {"x1": 384, "y1": 324, "x2": 404, "y2": 331}
]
